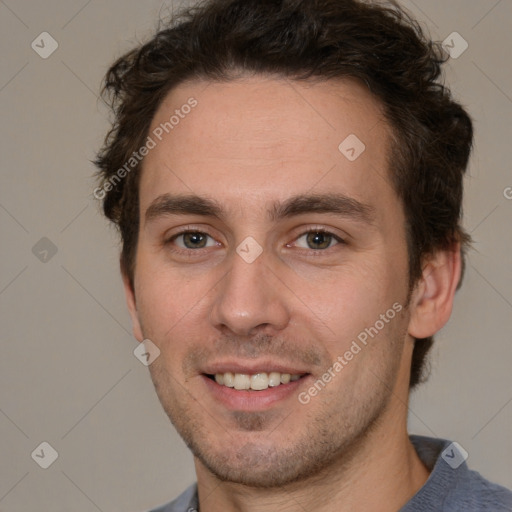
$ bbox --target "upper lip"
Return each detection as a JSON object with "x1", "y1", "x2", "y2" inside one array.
[{"x1": 201, "y1": 360, "x2": 310, "y2": 375}]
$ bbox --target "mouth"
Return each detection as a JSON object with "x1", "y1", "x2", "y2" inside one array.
[
  {"x1": 201, "y1": 366, "x2": 311, "y2": 411},
  {"x1": 205, "y1": 371, "x2": 306, "y2": 391}
]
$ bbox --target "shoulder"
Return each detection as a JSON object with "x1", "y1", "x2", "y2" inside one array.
[
  {"x1": 145, "y1": 483, "x2": 198, "y2": 512},
  {"x1": 405, "y1": 435, "x2": 512, "y2": 511},
  {"x1": 445, "y1": 467, "x2": 512, "y2": 511}
]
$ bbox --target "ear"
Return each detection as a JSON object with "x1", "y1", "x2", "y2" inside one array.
[
  {"x1": 121, "y1": 260, "x2": 144, "y2": 342},
  {"x1": 408, "y1": 243, "x2": 461, "y2": 339}
]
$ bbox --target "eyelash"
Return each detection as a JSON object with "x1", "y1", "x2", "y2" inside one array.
[
  {"x1": 164, "y1": 227, "x2": 346, "y2": 257},
  {"x1": 292, "y1": 229, "x2": 345, "y2": 254}
]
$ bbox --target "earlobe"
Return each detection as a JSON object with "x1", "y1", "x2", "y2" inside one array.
[
  {"x1": 121, "y1": 263, "x2": 144, "y2": 342},
  {"x1": 408, "y1": 244, "x2": 462, "y2": 339}
]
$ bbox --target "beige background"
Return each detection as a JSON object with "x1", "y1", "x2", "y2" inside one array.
[{"x1": 0, "y1": 1, "x2": 511, "y2": 510}]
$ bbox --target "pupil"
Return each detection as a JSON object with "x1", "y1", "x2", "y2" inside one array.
[
  {"x1": 184, "y1": 232, "x2": 206, "y2": 248},
  {"x1": 307, "y1": 232, "x2": 331, "y2": 249}
]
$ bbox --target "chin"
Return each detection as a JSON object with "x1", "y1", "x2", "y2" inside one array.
[{"x1": 195, "y1": 442, "x2": 322, "y2": 488}]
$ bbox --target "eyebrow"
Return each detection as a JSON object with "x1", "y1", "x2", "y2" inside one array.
[{"x1": 144, "y1": 192, "x2": 376, "y2": 226}]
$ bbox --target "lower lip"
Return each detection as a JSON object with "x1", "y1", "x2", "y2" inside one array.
[{"x1": 201, "y1": 375, "x2": 310, "y2": 411}]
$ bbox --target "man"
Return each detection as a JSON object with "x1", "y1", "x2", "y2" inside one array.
[{"x1": 94, "y1": 0, "x2": 512, "y2": 510}]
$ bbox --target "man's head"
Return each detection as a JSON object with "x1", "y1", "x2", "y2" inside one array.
[{"x1": 95, "y1": 0, "x2": 472, "y2": 489}]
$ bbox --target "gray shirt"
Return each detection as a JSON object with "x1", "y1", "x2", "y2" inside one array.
[{"x1": 148, "y1": 435, "x2": 512, "y2": 511}]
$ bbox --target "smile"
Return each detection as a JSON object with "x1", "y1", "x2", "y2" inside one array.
[{"x1": 209, "y1": 371, "x2": 304, "y2": 391}]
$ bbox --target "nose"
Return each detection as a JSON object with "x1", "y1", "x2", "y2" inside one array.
[{"x1": 209, "y1": 247, "x2": 290, "y2": 337}]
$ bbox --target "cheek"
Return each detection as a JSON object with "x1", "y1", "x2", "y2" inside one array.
[
  {"x1": 133, "y1": 255, "x2": 207, "y2": 338},
  {"x1": 290, "y1": 256, "x2": 402, "y2": 332}
]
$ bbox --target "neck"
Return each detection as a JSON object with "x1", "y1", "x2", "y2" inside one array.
[{"x1": 194, "y1": 400, "x2": 430, "y2": 512}]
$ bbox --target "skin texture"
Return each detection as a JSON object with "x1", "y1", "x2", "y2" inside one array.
[{"x1": 123, "y1": 76, "x2": 461, "y2": 512}]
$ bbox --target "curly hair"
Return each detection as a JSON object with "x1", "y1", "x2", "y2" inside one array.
[{"x1": 95, "y1": 0, "x2": 473, "y2": 389}]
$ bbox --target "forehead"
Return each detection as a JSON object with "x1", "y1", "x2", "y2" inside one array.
[{"x1": 140, "y1": 76, "x2": 396, "y2": 219}]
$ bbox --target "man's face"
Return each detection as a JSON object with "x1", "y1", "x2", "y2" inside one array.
[{"x1": 126, "y1": 76, "x2": 415, "y2": 486}]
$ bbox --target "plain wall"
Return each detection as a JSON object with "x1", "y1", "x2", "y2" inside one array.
[{"x1": 1, "y1": 1, "x2": 511, "y2": 510}]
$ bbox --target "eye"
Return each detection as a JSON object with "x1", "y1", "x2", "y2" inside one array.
[
  {"x1": 294, "y1": 230, "x2": 343, "y2": 250},
  {"x1": 170, "y1": 231, "x2": 218, "y2": 250}
]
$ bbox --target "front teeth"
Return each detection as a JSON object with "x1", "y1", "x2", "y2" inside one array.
[{"x1": 214, "y1": 372, "x2": 302, "y2": 390}]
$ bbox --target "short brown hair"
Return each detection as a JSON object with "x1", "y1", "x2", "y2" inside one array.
[{"x1": 95, "y1": 0, "x2": 473, "y2": 388}]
